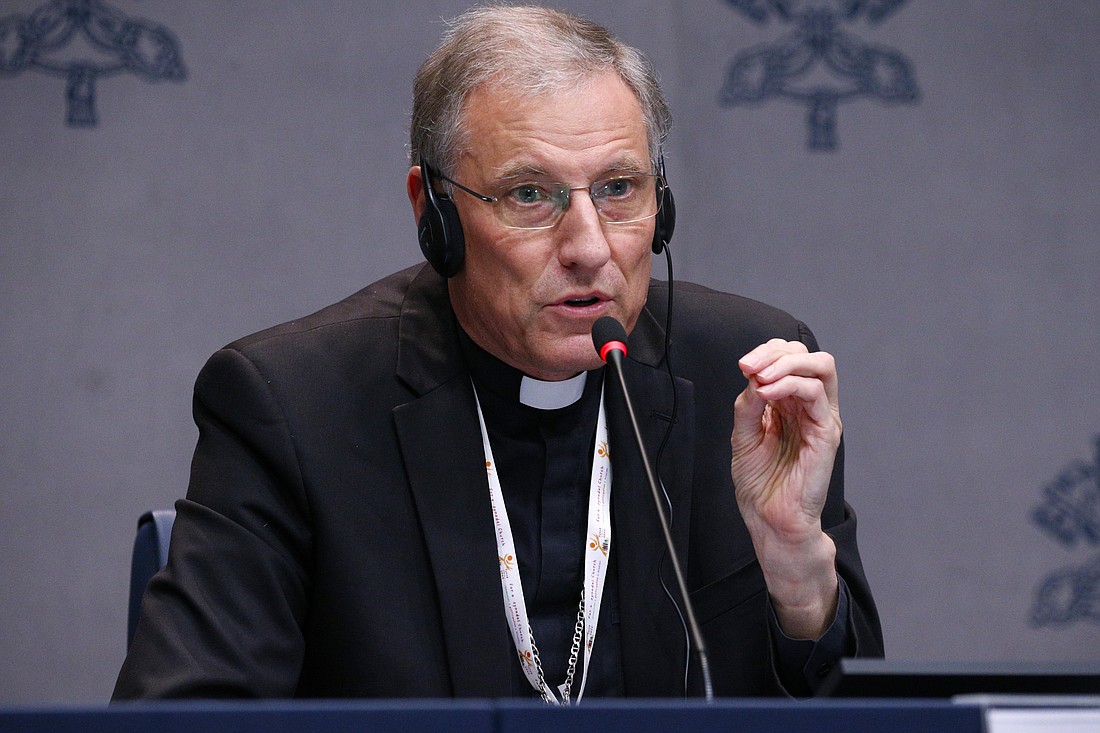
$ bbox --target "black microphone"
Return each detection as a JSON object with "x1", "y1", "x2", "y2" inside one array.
[{"x1": 592, "y1": 316, "x2": 714, "y2": 702}]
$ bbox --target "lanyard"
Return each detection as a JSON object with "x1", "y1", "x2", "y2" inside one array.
[{"x1": 473, "y1": 384, "x2": 612, "y2": 705}]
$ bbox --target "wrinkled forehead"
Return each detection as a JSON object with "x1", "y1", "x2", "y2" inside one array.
[{"x1": 452, "y1": 74, "x2": 651, "y2": 178}]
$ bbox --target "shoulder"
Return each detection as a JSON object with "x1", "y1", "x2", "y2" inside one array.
[
  {"x1": 226, "y1": 264, "x2": 428, "y2": 355},
  {"x1": 646, "y1": 279, "x2": 817, "y2": 360},
  {"x1": 194, "y1": 264, "x2": 443, "y2": 399}
]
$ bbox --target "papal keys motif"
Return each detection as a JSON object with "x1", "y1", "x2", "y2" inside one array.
[
  {"x1": 720, "y1": 0, "x2": 920, "y2": 151},
  {"x1": 1030, "y1": 435, "x2": 1100, "y2": 627},
  {"x1": 0, "y1": 0, "x2": 186, "y2": 127}
]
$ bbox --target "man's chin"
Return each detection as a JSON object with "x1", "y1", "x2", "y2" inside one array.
[{"x1": 524, "y1": 346, "x2": 605, "y2": 382}]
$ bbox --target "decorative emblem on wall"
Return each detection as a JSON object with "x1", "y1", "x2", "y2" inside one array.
[
  {"x1": 719, "y1": 0, "x2": 920, "y2": 151},
  {"x1": 0, "y1": 0, "x2": 186, "y2": 127},
  {"x1": 1029, "y1": 436, "x2": 1100, "y2": 626}
]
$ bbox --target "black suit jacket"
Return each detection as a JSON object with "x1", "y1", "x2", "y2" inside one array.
[{"x1": 114, "y1": 263, "x2": 882, "y2": 699}]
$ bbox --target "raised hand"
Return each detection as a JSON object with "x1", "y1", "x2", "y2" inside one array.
[{"x1": 731, "y1": 338, "x2": 842, "y2": 639}]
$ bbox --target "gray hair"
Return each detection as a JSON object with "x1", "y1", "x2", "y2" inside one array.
[{"x1": 409, "y1": 4, "x2": 671, "y2": 174}]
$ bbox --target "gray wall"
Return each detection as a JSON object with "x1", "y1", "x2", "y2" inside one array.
[{"x1": 1, "y1": 0, "x2": 1097, "y2": 703}]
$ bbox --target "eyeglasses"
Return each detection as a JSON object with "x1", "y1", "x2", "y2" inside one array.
[{"x1": 436, "y1": 171, "x2": 666, "y2": 231}]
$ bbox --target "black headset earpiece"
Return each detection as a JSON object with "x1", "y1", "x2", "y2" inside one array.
[
  {"x1": 417, "y1": 159, "x2": 466, "y2": 278},
  {"x1": 653, "y1": 178, "x2": 675, "y2": 254},
  {"x1": 652, "y1": 156, "x2": 675, "y2": 254}
]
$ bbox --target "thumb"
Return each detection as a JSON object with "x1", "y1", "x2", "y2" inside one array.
[{"x1": 732, "y1": 377, "x2": 768, "y2": 451}]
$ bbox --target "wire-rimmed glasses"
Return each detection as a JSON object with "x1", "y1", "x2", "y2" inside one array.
[{"x1": 436, "y1": 170, "x2": 666, "y2": 231}]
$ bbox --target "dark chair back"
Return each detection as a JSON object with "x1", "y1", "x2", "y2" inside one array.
[{"x1": 127, "y1": 509, "x2": 175, "y2": 647}]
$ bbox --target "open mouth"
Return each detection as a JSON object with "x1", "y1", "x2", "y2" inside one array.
[{"x1": 563, "y1": 296, "x2": 600, "y2": 307}]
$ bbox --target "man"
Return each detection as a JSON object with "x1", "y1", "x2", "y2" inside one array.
[{"x1": 115, "y1": 5, "x2": 882, "y2": 702}]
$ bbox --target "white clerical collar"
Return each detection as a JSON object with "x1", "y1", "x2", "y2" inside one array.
[{"x1": 518, "y1": 371, "x2": 588, "y2": 410}]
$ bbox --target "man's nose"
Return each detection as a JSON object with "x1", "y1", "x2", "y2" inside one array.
[{"x1": 555, "y1": 189, "x2": 611, "y2": 269}]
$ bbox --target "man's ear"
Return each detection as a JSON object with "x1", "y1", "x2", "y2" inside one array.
[{"x1": 407, "y1": 165, "x2": 426, "y2": 223}]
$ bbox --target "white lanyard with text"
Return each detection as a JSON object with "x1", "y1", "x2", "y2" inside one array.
[{"x1": 473, "y1": 384, "x2": 612, "y2": 705}]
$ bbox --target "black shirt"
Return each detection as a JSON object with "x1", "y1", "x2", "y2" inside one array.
[{"x1": 458, "y1": 331, "x2": 624, "y2": 699}]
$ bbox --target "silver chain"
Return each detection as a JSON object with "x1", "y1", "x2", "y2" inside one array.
[{"x1": 528, "y1": 596, "x2": 586, "y2": 705}]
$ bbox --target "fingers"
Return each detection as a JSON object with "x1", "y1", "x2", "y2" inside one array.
[
  {"x1": 735, "y1": 374, "x2": 837, "y2": 438},
  {"x1": 739, "y1": 339, "x2": 838, "y2": 406}
]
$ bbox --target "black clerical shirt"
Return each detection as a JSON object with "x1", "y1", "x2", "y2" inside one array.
[{"x1": 459, "y1": 331, "x2": 624, "y2": 699}]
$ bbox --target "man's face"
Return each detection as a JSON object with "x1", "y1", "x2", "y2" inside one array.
[{"x1": 417, "y1": 72, "x2": 655, "y2": 381}]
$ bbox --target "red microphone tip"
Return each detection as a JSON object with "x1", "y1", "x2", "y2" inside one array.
[{"x1": 592, "y1": 316, "x2": 628, "y2": 362}]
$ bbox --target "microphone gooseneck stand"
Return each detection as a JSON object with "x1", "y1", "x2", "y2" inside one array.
[{"x1": 592, "y1": 316, "x2": 714, "y2": 703}]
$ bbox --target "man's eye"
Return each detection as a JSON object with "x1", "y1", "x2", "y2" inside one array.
[
  {"x1": 508, "y1": 185, "x2": 549, "y2": 204},
  {"x1": 598, "y1": 178, "x2": 636, "y2": 198}
]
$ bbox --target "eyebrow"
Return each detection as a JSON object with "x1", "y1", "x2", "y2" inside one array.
[
  {"x1": 491, "y1": 156, "x2": 651, "y2": 185},
  {"x1": 493, "y1": 164, "x2": 551, "y2": 183}
]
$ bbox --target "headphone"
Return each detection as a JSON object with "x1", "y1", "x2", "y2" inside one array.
[{"x1": 417, "y1": 158, "x2": 676, "y2": 278}]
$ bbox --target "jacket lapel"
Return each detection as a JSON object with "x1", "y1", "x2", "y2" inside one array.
[{"x1": 391, "y1": 267, "x2": 514, "y2": 696}]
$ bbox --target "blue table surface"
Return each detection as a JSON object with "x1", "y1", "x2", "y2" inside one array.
[{"x1": 0, "y1": 698, "x2": 985, "y2": 733}]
